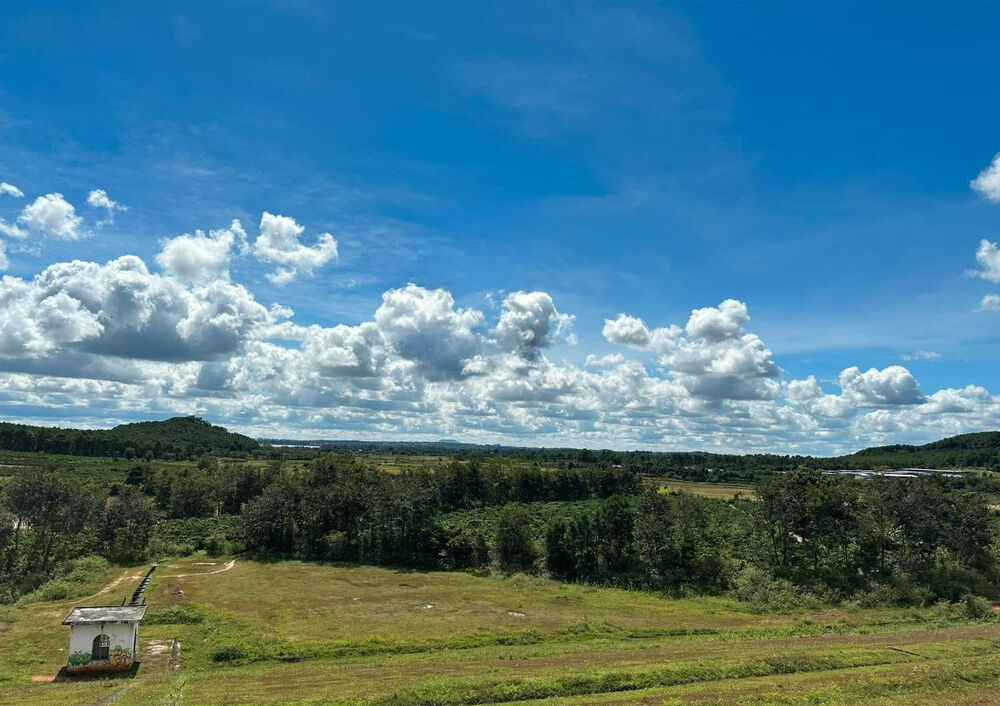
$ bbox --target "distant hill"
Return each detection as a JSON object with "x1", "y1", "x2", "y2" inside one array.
[
  {"x1": 0, "y1": 416, "x2": 259, "y2": 460},
  {"x1": 838, "y1": 431, "x2": 1000, "y2": 469},
  {"x1": 265, "y1": 431, "x2": 1000, "y2": 477}
]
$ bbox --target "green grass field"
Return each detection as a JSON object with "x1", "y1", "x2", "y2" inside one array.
[
  {"x1": 645, "y1": 477, "x2": 757, "y2": 501},
  {"x1": 3, "y1": 556, "x2": 1000, "y2": 705}
]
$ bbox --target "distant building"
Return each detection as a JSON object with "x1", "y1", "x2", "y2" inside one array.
[{"x1": 62, "y1": 605, "x2": 146, "y2": 672}]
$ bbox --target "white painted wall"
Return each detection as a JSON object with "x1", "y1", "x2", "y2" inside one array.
[{"x1": 68, "y1": 623, "x2": 138, "y2": 665}]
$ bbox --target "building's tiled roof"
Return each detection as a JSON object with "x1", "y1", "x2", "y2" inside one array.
[{"x1": 62, "y1": 605, "x2": 147, "y2": 625}]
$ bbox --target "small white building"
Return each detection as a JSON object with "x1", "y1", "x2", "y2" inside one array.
[{"x1": 62, "y1": 605, "x2": 146, "y2": 672}]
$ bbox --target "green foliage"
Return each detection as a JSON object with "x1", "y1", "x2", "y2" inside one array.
[
  {"x1": 495, "y1": 504, "x2": 537, "y2": 573},
  {"x1": 0, "y1": 415, "x2": 258, "y2": 460},
  {"x1": 959, "y1": 593, "x2": 993, "y2": 620},
  {"x1": 102, "y1": 486, "x2": 157, "y2": 564},
  {"x1": 144, "y1": 603, "x2": 212, "y2": 625},
  {"x1": 68, "y1": 651, "x2": 91, "y2": 666},
  {"x1": 730, "y1": 565, "x2": 818, "y2": 613},
  {"x1": 152, "y1": 515, "x2": 238, "y2": 548},
  {"x1": 17, "y1": 556, "x2": 110, "y2": 603},
  {"x1": 202, "y1": 533, "x2": 232, "y2": 557}
]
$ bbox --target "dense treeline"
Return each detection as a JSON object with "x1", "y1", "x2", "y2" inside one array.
[
  {"x1": 2, "y1": 450, "x2": 997, "y2": 608},
  {"x1": 235, "y1": 455, "x2": 1000, "y2": 604},
  {"x1": 0, "y1": 416, "x2": 258, "y2": 460},
  {"x1": 294, "y1": 430, "x2": 1000, "y2": 479}
]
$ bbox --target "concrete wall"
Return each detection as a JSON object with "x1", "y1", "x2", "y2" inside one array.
[{"x1": 68, "y1": 623, "x2": 138, "y2": 669}]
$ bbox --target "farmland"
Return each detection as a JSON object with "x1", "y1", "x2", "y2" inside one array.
[{"x1": 3, "y1": 556, "x2": 1000, "y2": 705}]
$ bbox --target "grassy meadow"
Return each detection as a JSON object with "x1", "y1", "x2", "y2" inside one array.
[{"x1": 3, "y1": 556, "x2": 1000, "y2": 705}]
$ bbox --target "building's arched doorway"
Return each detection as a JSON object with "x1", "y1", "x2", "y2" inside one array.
[{"x1": 92, "y1": 633, "x2": 110, "y2": 661}]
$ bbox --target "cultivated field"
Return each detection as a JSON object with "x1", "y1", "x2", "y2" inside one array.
[
  {"x1": 644, "y1": 477, "x2": 757, "y2": 501},
  {"x1": 3, "y1": 557, "x2": 1000, "y2": 705}
]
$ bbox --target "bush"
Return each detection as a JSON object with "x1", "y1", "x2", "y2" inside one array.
[
  {"x1": 850, "y1": 583, "x2": 901, "y2": 608},
  {"x1": 959, "y1": 593, "x2": 993, "y2": 620},
  {"x1": 730, "y1": 566, "x2": 817, "y2": 613},
  {"x1": 146, "y1": 537, "x2": 195, "y2": 560},
  {"x1": 18, "y1": 556, "x2": 110, "y2": 604},
  {"x1": 212, "y1": 642, "x2": 259, "y2": 662},
  {"x1": 203, "y1": 534, "x2": 232, "y2": 557}
]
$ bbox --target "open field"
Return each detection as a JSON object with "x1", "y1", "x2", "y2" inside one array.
[
  {"x1": 3, "y1": 556, "x2": 1000, "y2": 705},
  {"x1": 644, "y1": 477, "x2": 757, "y2": 501}
]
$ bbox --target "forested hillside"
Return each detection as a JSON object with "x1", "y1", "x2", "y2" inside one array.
[
  {"x1": 0, "y1": 416, "x2": 258, "y2": 459},
  {"x1": 298, "y1": 430, "x2": 1000, "y2": 479}
]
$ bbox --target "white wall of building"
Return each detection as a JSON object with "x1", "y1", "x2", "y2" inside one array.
[{"x1": 68, "y1": 623, "x2": 138, "y2": 665}]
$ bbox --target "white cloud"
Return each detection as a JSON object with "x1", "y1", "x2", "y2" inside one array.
[
  {"x1": 86, "y1": 189, "x2": 127, "y2": 224},
  {"x1": 685, "y1": 299, "x2": 749, "y2": 342},
  {"x1": 156, "y1": 220, "x2": 247, "y2": 283},
  {"x1": 17, "y1": 193, "x2": 83, "y2": 240},
  {"x1": 585, "y1": 353, "x2": 626, "y2": 367},
  {"x1": 968, "y1": 239, "x2": 1000, "y2": 283},
  {"x1": 495, "y1": 291, "x2": 574, "y2": 357},
  {"x1": 0, "y1": 256, "x2": 270, "y2": 362},
  {"x1": 2, "y1": 204, "x2": 1000, "y2": 454},
  {"x1": 374, "y1": 284, "x2": 484, "y2": 380},
  {"x1": 0, "y1": 241, "x2": 7, "y2": 271},
  {"x1": 253, "y1": 212, "x2": 338, "y2": 285},
  {"x1": 971, "y1": 153, "x2": 1000, "y2": 203},
  {"x1": 603, "y1": 313, "x2": 651, "y2": 348},
  {"x1": 0, "y1": 182, "x2": 23, "y2": 198},
  {"x1": 0, "y1": 219, "x2": 26, "y2": 239},
  {"x1": 902, "y1": 350, "x2": 941, "y2": 361},
  {"x1": 978, "y1": 294, "x2": 1000, "y2": 312},
  {"x1": 839, "y1": 365, "x2": 925, "y2": 406}
]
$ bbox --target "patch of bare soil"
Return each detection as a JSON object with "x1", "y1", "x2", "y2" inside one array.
[
  {"x1": 0, "y1": 621, "x2": 8, "y2": 631},
  {"x1": 169, "y1": 560, "x2": 236, "y2": 578},
  {"x1": 84, "y1": 571, "x2": 143, "y2": 601},
  {"x1": 29, "y1": 674, "x2": 56, "y2": 682},
  {"x1": 144, "y1": 639, "x2": 172, "y2": 663}
]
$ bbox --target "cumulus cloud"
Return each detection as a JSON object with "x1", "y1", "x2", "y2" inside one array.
[
  {"x1": 839, "y1": 365, "x2": 925, "y2": 406},
  {"x1": 665, "y1": 300, "x2": 781, "y2": 400},
  {"x1": 87, "y1": 189, "x2": 127, "y2": 224},
  {"x1": 156, "y1": 220, "x2": 247, "y2": 283},
  {"x1": 254, "y1": 212, "x2": 338, "y2": 285},
  {"x1": 585, "y1": 353, "x2": 626, "y2": 367},
  {"x1": 971, "y1": 153, "x2": 1000, "y2": 203},
  {"x1": 968, "y1": 239, "x2": 1000, "y2": 283},
  {"x1": 17, "y1": 193, "x2": 83, "y2": 240},
  {"x1": 0, "y1": 256, "x2": 270, "y2": 362},
  {"x1": 495, "y1": 291, "x2": 574, "y2": 357},
  {"x1": 3, "y1": 199, "x2": 1000, "y2": 454},
  {"x1": 603, "y1": 314, "x2": 651, "y2": 348},
  {"x1": 685, "y1": 299, "x2": 749, "y2": 342},
  {"x1": 374, "y1": 284, "x2": 484, "y2": 380},
  {"x1": 978, "y1": 294, "x2": 1000, "y2": 312},
  {"x1": 0, "y1": 182, "x2": 23, "y2": 198}
]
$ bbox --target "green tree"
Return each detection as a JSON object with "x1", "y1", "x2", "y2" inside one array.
[{"x1": 495, "y1": 503, "x2": 535, "y2": 573}]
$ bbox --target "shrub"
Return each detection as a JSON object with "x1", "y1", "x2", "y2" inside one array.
[
  {"x1": 203, "y1": 534, "x2": 232, "y2": 557},
  {"x1": 146, "y1": 537, "x2": 196, "y2": 559},
  {"x1": 730, "y1": 565, "x2": 817, "y2": 613},
  {"x1": 959, "y1": 593, "x2": 993, "y2": 620},
  {"x1": 851, "y1": 583, "x2": 901, "y2": 608},
  {"x1": 18, "y1": 556, "x2": 110, "y2": 604}
]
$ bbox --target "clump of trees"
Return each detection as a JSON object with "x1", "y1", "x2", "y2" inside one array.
[{"x1": 0, "y1": 469, "x2": 156, "y2": 602}]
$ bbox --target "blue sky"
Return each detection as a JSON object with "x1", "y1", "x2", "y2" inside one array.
[{"x1": 0, "y1": 2, "x2": 998, "y2": 453}]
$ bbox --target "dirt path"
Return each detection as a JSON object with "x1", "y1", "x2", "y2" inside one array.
[
  {"x1": 79, "y1": 571, "x2": 144, "y2": 602},
  {"x1": 168, "y1": 559, "x2": 236, "y2": 579}
]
